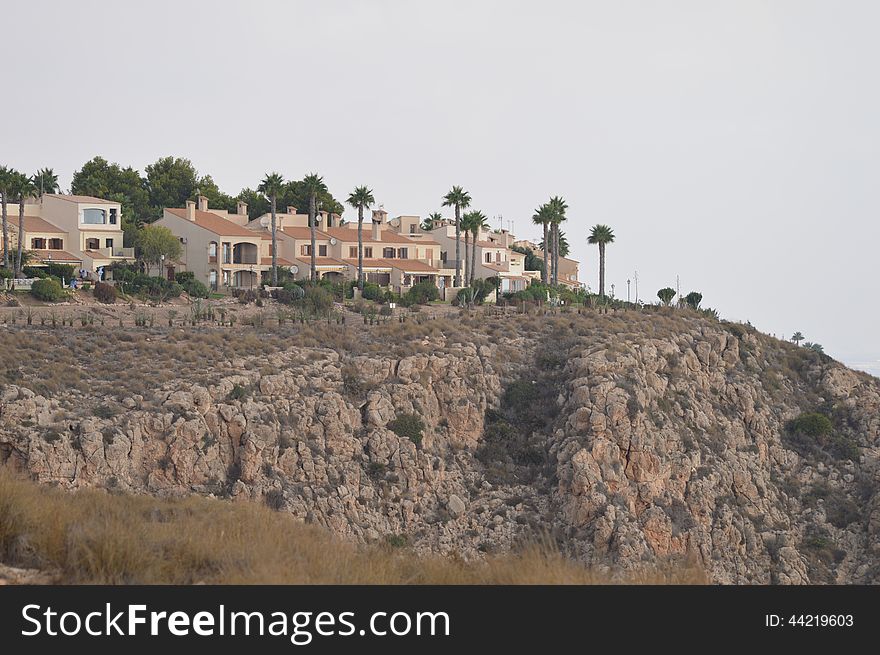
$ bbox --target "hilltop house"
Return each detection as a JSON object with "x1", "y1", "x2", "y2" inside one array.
[
  {"x1": 0, "y1": 193, "x2": 134, "y2": 274},
  {"x1": 157, "y1": 196, "x2": 267, "y2": 290}
]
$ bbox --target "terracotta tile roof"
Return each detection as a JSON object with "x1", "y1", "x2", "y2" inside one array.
[
  {"x1": 280, "y1": 226, "x2": 331, "y2": 240},
  {"x1": 475, "y1": 239, "x2": 504, "y2": 247},
  {"x1": 46, "y1": 194, "x2": 118, "y2": 204},
  {"x1": 260, "y1": 257, "x2": 293, "y2": 266},
  {"x1": 342, "y1": 258, "x2": 439, "y2": 273},
  {"x1": 324, "y1": 226, "x2": 438, "y2": 245},
  {"x1": 165, "y1": 208, "x2": 257, "y2": 237},
  {"x1": 292, "y1": 256, "x2": 348, "y2": 268},
  {"x1": 31, "y1": 249, "x2": 81, "y2": 263},
  {"x1": 481, "y1": 262, "x2": 509, "y2": 272},
  {"x1": 9, "y1": 215, "x2": 65, "y2": 234}
]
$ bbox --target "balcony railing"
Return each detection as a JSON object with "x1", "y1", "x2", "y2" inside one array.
[{"x1": 90, "y1": 247, "x2": 134, "y2": 259}]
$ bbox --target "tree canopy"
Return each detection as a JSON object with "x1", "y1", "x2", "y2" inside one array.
[{"x1": 137, "y1": 224, "x2": 182, "y2": 273}]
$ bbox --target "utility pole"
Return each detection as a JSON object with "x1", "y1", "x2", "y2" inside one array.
[
  {"x1": 634, "y1": 271, "x2": 639, "y2": 304},
  {"x1": 627, "y1": 278, "x2": 631, "y2": 303}
]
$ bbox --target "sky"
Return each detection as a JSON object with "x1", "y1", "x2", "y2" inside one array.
[{"x1": 2, "y1": 1, "x2": 879, "y2": 375}]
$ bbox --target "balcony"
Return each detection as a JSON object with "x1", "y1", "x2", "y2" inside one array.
[{"x1": 90, "y1": 247, "x2": 135, "y2": 259}]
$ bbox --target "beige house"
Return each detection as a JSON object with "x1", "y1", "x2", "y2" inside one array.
[
  {"x1": 158, "y1": 197, "x2": 267, "y2": 291},
  {"x1": 243, "y1": 207, "x2": 444, "y2": 293},
  {"x1": 1, "y1": 193, "x2": 134, "y2": 273}
]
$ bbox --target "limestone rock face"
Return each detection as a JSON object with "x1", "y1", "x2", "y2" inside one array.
[{"x1": 2, "y1": 321, "x2": 879, "y2": 584}]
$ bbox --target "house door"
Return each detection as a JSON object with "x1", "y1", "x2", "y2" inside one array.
[{"x1": 166, "y1": 265, "x2": 175, "y2": 281}]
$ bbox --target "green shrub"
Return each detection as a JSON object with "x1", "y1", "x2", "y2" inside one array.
[
  {"x1": 22, "y1": 266, "x2": 49, "y2": 279},
  {"x1": 31, "y1": 278, "x2": 65, "y2": 302},
  {"x1": 227, "y1": 384, "x2": 251, "y2": 401},
  {"x1": 362, "y1": 283, "x2": 383, "y2": 301},
  {"x1": 657, "y1": 287, "x2": 676, "y2": 305},
  {"x1": 302, "y1": 285, "x2": 334, "y2": 314},
  {"x1": 404, "y1": 281, "x2": 439, "y2": 305},
  {"x1": 0, "y1": 268, "x2": 12, "y2": 280},
  {"x1": 93, "y1": 282, "x2": 117, "y2": 304},
  {"x1": 387, "y1": 413, "x2": 424, "y2": 447},
  {"x1": 274, "y1": 283, "x2": 304, "y2": 305},
  {"x1": 788, "y1": 413, "x2": 832, "y2": 439}
]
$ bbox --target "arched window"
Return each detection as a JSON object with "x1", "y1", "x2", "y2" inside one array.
[
  {"x1": 208, "y1": 241, "x2": 218, "y2": 263},
  {"x1": 209, "y1": 270, "x2": 218, "y2": 291}
]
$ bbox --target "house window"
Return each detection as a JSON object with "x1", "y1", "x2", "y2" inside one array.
[
  {"x1": 440, "y1": 250, "x2": 447, "y2": 262},
  {"x1": 485, "y1": 253, "x2": 492, "y2": 263},
  {"x1": 48, "y1": 238, "x2": 63, "y2": 250},
  {"x1": 222, "y1": 270, "x2": 230, "y2": 287},
  {"x1": 109, "y1": 208, "x2": 118, "y2": 225},
  {"x1": 222, "y1": 242, "x2": 231, "y2": 264},
  {"x1": 364, "y1": 247, "x2": 373, "y2": 258},
  {"x1": 105, "y1": 238, "x2": 114, "y2": 248},
  {"x1": 31, "y1": 238, "x2": 46, "y2": 249},
  {"x1": 82, "y1": 208, "x2": 106, "y2": 224},
  {"x1": 209, "y1": 270, "x2": 218, "y2": 291},
  {"x1": 301, "y1": 244, "x2": 312, "y2": 256},
  {"x1": 318, "y1": 245, "x2": 327, "y2": 257},
  {"x1": 409, "y1": 224, "x2": 416, "y2": 233},
  {"x1": 349, "y1": 246, "x2": 358, "y2": 258},
  {"x1": 208, "y1": 241, "x2": 217, "y2": 263},
  {"x1": 86, "y1": 238, "x2": 100, "y2": 250},
  {"x1": 397, "y1": 248, "x2": 408, "y2": 259},
  {"x1": 382, "y1": 247, "x2": 395, "y2": 258}
]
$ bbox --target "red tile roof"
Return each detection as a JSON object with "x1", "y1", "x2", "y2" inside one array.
[
  {"x1": 280, "y1": 226, "x2": 331, "y2": 240},
  {"x1": 165, "y1": 208, "x2": 256, "y2": 237},
  {"x1": 325, "y1": 226, "x2": 439, "y2": 245},
  {"x1": 31, "y1": 250, "x2": 81, "y2": 263},
  {"x1": 10, "y1": 215, "x2": 65, "y2": 234},
  {"x1": 342, "y1": 258, "x2": 439, "y2": 273},
  {"x1": 46, "y1": 194, "x2": 118, "y2": 204}
]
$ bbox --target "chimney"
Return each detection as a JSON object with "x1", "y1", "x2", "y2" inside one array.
[
  {"x1": 198, "y1": 195, "x2": 209, "y2": 211},
  {"x1": 185, "y1": 200, "x2": 196, "y2": 221},
  {"x1": 237, "y1": 200, "x2": 248, "y2": 216},
  {"x1": 287, "y1": 206, "x2": 297, "y2": 215}
]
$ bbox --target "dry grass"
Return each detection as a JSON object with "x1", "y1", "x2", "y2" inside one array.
[{"x1": 0, "y1": 470, "x2": 706, "y2": 585}]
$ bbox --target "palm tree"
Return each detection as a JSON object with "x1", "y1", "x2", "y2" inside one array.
[
  {"x1": 460, "y1": 212, "x2": 473, "y2": 286},
  {"x1": 258, "y1": 172, "x2": 285, "y2": 286},
  {"x1": 422, "y1": 212, "x2": 442, "y2": 231},
  {"x1": 346, "y1": 185, "x2": 375, "y2": 290},
  {"x1": 531, "y1": 204, "x2": 552, "y2": 284},
  {"x1": 302, "y1": 173, "x2": 328, "y2": 282},
  {"x1": 548, "y1": 196, "x2": 568, "y2": 285},
  {"x1": 540, "y1": 230, "x2": 569, "y2": 258},
  {"x1": 32, "y1": 168, "x2": 59, "y2": 197},
  {"x1": 791, "y1": 331, "x2": 805, "y2": 347},
  {"x1": 0, "y1": 166, "x2": 15, "y2": 270},
  {"x1": 588, "y1": 224, "x2": 615, "y2": 297},
  {"x1": 467, "y1": 210, "x2": 488, "y2": 285},
  {"x1": 13, "y1": 173, "x2": 36, "y2": 276},
  {"x1": 442, "y1": 186, "x2": 471, "y2": 287}
]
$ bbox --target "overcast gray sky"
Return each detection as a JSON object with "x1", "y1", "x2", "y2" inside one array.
[{"x1": 3, "y1": 1, "x2": 878, "y2": 374}]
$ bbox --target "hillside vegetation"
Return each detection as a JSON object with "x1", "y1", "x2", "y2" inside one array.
[{"x1": 1, "y1": 305, "x2": 878, "y2": 583}]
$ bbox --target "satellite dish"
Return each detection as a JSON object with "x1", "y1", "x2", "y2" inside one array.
[
  {"x1": 288, "y1": 265, "x2": 299, "y2": 274},
  {"x1": 329, "y1": 237, "x2": 337, "y2": 246},
  {"x1": 389, "y1": 218, "x2": 400, "y2": 227},
  {"x1": 259, "y1": 216, "x2": 269, "y2": 227}
]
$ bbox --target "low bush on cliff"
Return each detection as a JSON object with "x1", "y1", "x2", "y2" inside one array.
[
  {"x1": 0, "y1": 470, "x2": 706, "y2": 584},
  {"x1": 387, "y1": 413, "x2": 424, "y2": 447},
  {"x1": 783, "y1": 411, "x2": 860, "y2": 462}
]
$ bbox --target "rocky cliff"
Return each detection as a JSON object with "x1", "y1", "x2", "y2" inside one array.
[{"x1": 1, "y1": 311, "x2": 878, "y2": 583}]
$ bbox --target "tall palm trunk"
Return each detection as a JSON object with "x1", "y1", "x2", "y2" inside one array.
[
  {"x1": 598, "y1": 242, "x2": 606, "y2": 297},
  {"x1": 553, "y1": 224, "x2": 560, "y2": 285},
  {"x1": 16, "y1": 199, "x2": 25, "y2": 276},
  {"x1": 1, "y1": 195, "x2": 7, "y2": 270},
  {"x1": 309, "y1": 193, "x2": 317, "y2": 282},
  {"x1": 454, "y1": 205, "x2": 461, "y2": 287},
  {"x1": 357, "y1": 206, "x2": 364, "y2": 290},
  {"x1": 470, "y1": 230, "x2": 477, "y2": 286},
  {"x1": 270, "y1": 195, "x2": 278, "y2": 286},
  {"x1": 541, "y1": 221, "x2": 548, "y2": 284},
  {"x1": 463, "y1": 232, "x2": 470, "y2": 286}
]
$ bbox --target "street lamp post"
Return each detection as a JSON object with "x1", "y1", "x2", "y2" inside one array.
[{"x1": 627, "y1": 279, "x2": 631, "y2": 303}]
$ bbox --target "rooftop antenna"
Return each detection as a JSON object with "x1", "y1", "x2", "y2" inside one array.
[{"x1": 634, "y1": 270, "x2": 639, "y2": 304}]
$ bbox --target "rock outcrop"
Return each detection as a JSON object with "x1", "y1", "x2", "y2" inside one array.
[{"x1": 2, "y1": 315, "x2": 878, "y2": 583}]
